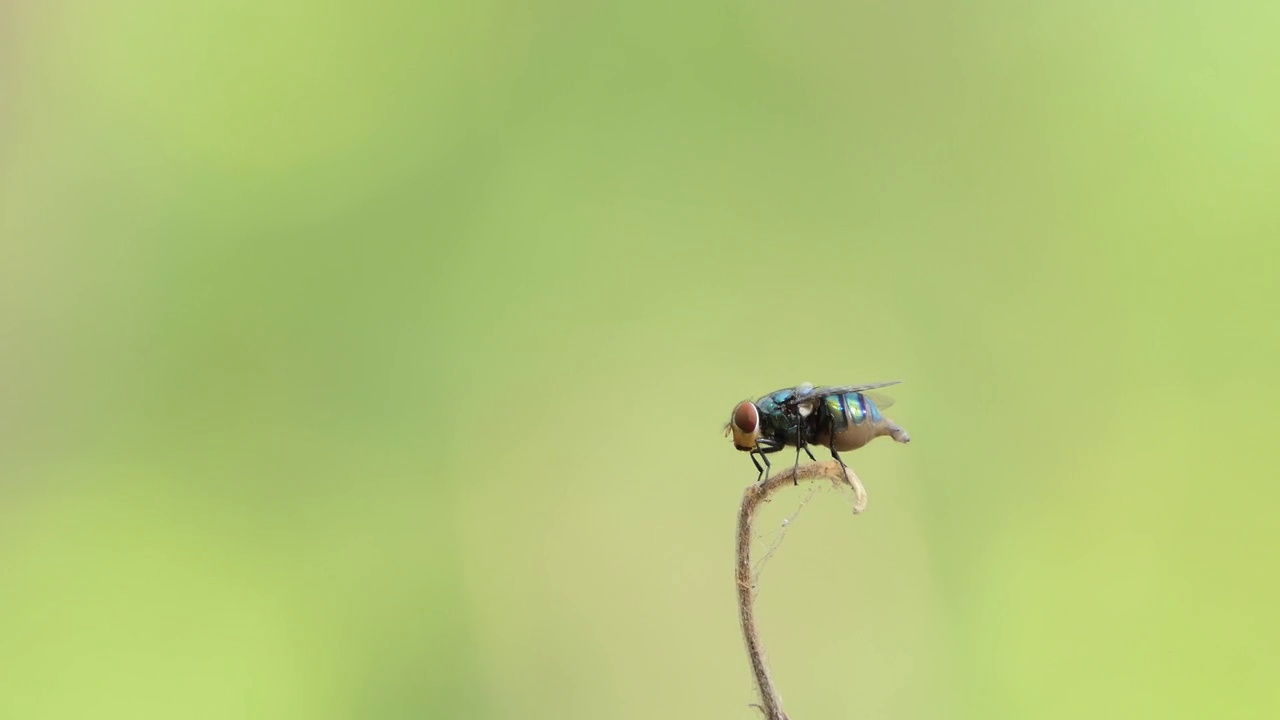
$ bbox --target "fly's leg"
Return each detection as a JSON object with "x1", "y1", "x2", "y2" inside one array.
[
  {"x1": 791, "y1": 440, "x2": 816, "y2": 485},
  {"x1": 747, "y1": 445, "x2": 773, "y2": 479},
  {"x1": 789, "y1": 418, "x2": 820, "y2": 485},
  {"x1": 790, "y1": 423, "x2": 804, "y2": 486},
  {"x1": 829, "y1": 447, "x2": 850, "y2": 481},
  {"x1": 749, "y1": 453, "x2": 765, "y2": 483},
  {"x1": 752, "y1": 439, "x2": 784, "y2": 485},
  {"x1": 829, "y1": 446, "x2": 868, "y2": 512}
]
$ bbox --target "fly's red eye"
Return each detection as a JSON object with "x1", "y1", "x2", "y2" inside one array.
[{"x1": 733, "y1": 402, "x2": 758, "y2": 433}]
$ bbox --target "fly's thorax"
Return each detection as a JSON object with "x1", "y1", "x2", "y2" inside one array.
[{"x1": 757, "y1": 400, "x2": 805, "y2": 447}]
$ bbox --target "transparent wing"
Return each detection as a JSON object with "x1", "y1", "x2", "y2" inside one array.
[
  {"x1": 862, "y1": 390, "x2": 896, "y2": 410},
  {"x1": 780, "y1": 381, "x2": 901, "y2": 412},
  {"x1": 805, "y1": 380, "x2": 901, "y2": 398}
]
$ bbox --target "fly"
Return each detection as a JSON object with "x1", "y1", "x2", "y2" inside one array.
[{"x1": 725, "y1": 381, "x2": 911, "y2": 484}]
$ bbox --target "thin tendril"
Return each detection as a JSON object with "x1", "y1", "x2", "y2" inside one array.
[{"x1": 736, "y1": 460, "x2": 865, "y2": 720}]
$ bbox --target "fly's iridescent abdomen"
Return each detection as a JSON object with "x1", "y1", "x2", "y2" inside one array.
[{"x1": 817, "y1": 391, "x2": 912, "y2": 452}]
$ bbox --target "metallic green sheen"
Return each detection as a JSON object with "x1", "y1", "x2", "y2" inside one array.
[
  {"x1": 755, "y1": 388, "x2": 804, "y2": 446},
  {"x1": 824, "y1": 395, "x2": 847, "y2": 430},
  {"x1": 866, "y1": 394, "x2": 884, "y2": 423},
  {"x1": 844, "y1": 392, "x2": 866, "y2": 424}
]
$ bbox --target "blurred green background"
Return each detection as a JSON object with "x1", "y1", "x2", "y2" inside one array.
[{"x1": 3, "y1": 1, "x2": 1278, "y2": 718}]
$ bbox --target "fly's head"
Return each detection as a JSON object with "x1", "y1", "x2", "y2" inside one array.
[{"x1": 725, "y1": 400, "x2": 763, "y2": 451}]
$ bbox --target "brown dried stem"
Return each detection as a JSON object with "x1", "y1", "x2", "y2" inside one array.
[{"x1": 736, "y1": 460, "x2": 867, "y2": 720}]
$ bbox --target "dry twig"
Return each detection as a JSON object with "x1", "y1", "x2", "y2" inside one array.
[{"x1": 736, "y1": 460, "x2": 867, "y2": 720}]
